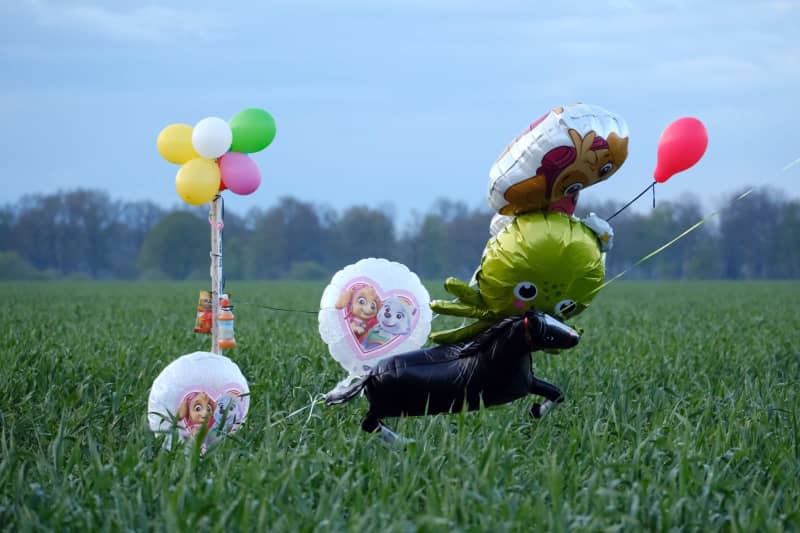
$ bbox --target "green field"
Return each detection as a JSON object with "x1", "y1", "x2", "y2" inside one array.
[{"x1": 1, "y1": 281, "x2": 799, "y2": 531}]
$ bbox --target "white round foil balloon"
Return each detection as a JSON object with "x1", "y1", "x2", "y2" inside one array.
[
  {"x1": 148, "y1": 351, "x2": 249, "y2": 449},
  {"x1": 319, "y1": 258, "x2": 432, "y2": 376},
  {"x1": 488, "y1": 103, "x2": 629, "y2": 216}
]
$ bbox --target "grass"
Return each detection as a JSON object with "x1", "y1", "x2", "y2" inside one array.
[{"x1": 1, "y1": 280, "x2": 799, "y2": 531}]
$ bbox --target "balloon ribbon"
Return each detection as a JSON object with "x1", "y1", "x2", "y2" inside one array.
[
  {"x1": 606, "y1": 182, "x2": 656, "y2": 221},
  {"x1": 592, "y1": 188, "x2": 754, "y2": 296}
]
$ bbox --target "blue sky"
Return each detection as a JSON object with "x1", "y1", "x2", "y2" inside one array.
[{"x1": 1, "y1": 0, "x2": 798, "y2": 222}]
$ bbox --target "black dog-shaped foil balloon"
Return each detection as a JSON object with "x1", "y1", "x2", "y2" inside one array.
[{"x1": 326, "y1": 310, "x2": 580, "y2": 439}]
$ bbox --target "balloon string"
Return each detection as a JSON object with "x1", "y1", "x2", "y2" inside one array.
[
  {"x1": 269, "y1": 394, "x2": 326, "y2": 427},
  {"x1": 783, "y1": 156, "x2": 800, "y2": 172},
  {"x1": 606, "y1": 182, "x2": 656, "y2": 222},
  {"x1": 237, "y1": 302, "x2": 319, "y2": 315},
  {"x1": 238, "y1": 302, "x2": 444, "y2": 320},
  {"x1": 591, "y1": 188, "x2": 754, "y2": 297}
]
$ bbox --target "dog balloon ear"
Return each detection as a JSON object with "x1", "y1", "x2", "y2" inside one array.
[
  {"x1": 335, "y1": 289, "x2": 352, "y2": 309},
  {"x1": 177, "y1": 401, "x2": 188, "y2": 420}
]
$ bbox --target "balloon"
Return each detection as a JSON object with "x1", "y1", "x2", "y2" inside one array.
[
  {"x1": 229, "y1": 108, "x2": 276, "y2": 153},
  {"x1": 148, "y1": 351, "x2": 250, "y2": 451},
  {"x1": 319, "y1": 258, "x2": 432, "y2": 379},
  {"x1": 325, "y1": 310, "x2": 580, "y2": 440},
  {"x1": 654, "y1": 117, "x2": 708, "y2": 183},
  {"x1": 430, "y1": 211, "x2": 604, "y2": 344},
  {"x1": 192, "y1": 117, "x2": 233, "y2": 159},
  {"x1": 489, "y1": 213, "x2": 513, "y2": 237},
  {"x1": 175, "y1": 158, "x2": 221, "y2": 205},
  {"x1": 219, "y1": 152, "x2": 261, "y2": 195},
  {"x1": 157, "y1": 123, "x2": 199, "y2": 164},
  {"x1": 488, "y1": 103, "x2": 629, "y2": 216}
]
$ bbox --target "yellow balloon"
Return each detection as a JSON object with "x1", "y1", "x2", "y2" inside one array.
[
  {"x1": 157, "y1": 123, "x2": 200, "y2": 164},
  {"x1": 175, "y1": 158, "x2": 221, "y2": 205}
]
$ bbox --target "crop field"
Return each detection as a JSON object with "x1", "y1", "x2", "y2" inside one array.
[{"x1": 1, "y1": 281, "x2": 799, "y2": 531}]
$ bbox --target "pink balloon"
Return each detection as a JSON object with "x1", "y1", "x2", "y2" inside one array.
[
  {"x1": 653, "y1": 117, "x2": 708, "y2": 183},
  {"x1": 218, "y1": 152, "x2": 261, "y2": 195}
]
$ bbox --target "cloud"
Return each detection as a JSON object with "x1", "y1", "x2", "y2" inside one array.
[{"x1": 20, "y1": 0, "x2": 222, "y2": 42}]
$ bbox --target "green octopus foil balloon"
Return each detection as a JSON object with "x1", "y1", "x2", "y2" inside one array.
[{"x1": 430, "y1": 212, "x2": 605, "y2": 344}]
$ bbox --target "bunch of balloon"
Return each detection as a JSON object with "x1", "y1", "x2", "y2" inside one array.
[
  {"x1": 157, "y1": 108, "x2": 276, "y2": 205},
  {"x1": 148, "y1": 108, "x2": 276, "y2": 454}
]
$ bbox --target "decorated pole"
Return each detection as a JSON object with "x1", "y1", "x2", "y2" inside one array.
[
  {"x1": 210, "y1": 195, "x2": 223, "y2": 354},
  {"x1": 149, "y1": 107, "x2": 275, "y2": 452}
]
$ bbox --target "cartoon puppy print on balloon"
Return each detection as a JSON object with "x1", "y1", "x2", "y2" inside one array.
[
  {"x1": 500, "y1": 127, "x2": 628, "y2": 216},
  {"x1": 177, "y1": 391, "x2": 216, "y2": 436},
  {"x1": 491, "y1": 105, "x2": 629, "y2": 217},
  {"x1": 336, "y1": 283, "x2": 381, "y2": 342},
  {"x1": 361, "y1": 296, "x2": 417, "y2": 351},
  {"x1": 213, "y1": 391, "x2": 243, "y2": 434}
]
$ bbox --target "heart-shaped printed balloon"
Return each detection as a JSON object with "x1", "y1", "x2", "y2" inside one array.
[{"x1": 319, "y1": 258, "x2": 432, "y2": 376}]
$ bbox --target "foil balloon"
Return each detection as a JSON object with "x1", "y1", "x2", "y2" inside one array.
[
  {"x1": 489, "y1": 213, "x2": 513, "y2": 238},
  {"x1": 430, "y1": 211, "x2": 605, "y2": 344},
  {"x1": 326, "y1": 310, "x2": 582, "y2": 442},
  {"x1": 488, "y1": 103, "x2": 629, "y2": 216},
  {"x1": 319, "y1": 258, "x2": 432, "y2": 377},
  {"x1": 148, "y1": 351, "x2": 250, "y2": 451}
]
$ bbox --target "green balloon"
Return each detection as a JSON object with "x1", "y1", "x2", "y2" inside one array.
[
  {"x1": 429, "y1": 212, "x2": 605, "y2": 344},
  {"x1": 478, "y1": 212, "x2": 605, "y2": 318},
  {"x1": 229, "y1": 108, "x2": 276, "y2": 153}
]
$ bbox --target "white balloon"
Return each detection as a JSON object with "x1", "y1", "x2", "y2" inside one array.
[
  {"x1": 148, "y1": 351, "x2": 250, "y2": 449},
  {"x1": 487, "y1": 103, "x2": 629, "y2": 215},
  {"x1": 192, "y1": 117, "x2": 233, "y2": 159},
  {"x1": 489, "y1": 213, "x2": 513, "y2": 237},
  {"x1": 319, "y1": 258, "x2": 432, "y2": 377}
]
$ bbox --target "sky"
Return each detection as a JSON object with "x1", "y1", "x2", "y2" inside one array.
[{"x1": 1, "y1": 0, "x2": 799, "y2": 223}]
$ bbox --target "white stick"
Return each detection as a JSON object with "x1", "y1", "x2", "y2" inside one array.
[
  {"x1": 537, "y1": 400, "x2": 556, "y2": 418},
  {"x1": 210, "y1": 195, "x2": 223, "y2": 354}
]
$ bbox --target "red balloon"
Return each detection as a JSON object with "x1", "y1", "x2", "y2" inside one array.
[{"x1": 653, "y1": 117, "x2": 708, "y2": 183}]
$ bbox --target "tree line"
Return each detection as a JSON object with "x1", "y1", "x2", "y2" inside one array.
[{"x1": 1, "y1": 188, "x2": 798, "y2": 281}]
